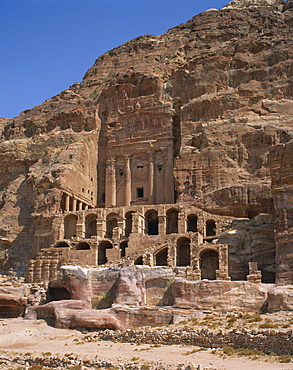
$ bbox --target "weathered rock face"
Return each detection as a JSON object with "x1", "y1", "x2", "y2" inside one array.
[
  {"x1": 270, "y1": 138, "x2": 293, "y2": 284},
  {"x1": 0, "y1": 0, "x2": 293, "y2": 283},
  {"x1": 172, "y1": 279, "x2": 271, "y2": 311}
]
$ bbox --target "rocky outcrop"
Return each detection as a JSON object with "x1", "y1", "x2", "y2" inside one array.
[
  {"x1": 270, "y1": 138, "x2": 293, "y2": 285},
  {"x1": 0, "y1": 0, "x2": 292, "y2": 284},
  {"x1": 267, "y1": 285, "x2": 293, "y2": 310},
  {"x1": 172, "y1": 279, "x2": 270, "y2": 311},
  {"x1": 26, "y1": 300, "x2": 123, "y2": 330}
]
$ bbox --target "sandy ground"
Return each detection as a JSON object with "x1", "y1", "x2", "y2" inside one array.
[{"x1": 0, "y1": 318, "x2": 293, "y2": 370}]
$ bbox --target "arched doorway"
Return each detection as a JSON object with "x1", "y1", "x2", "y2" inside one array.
[
  {"x1": 200, "y1": 250, "x2": 219, "y2": 280},
  {"x1": 187, "y1": 214, "x2": 198, "y2": 232},
  {"x1": 98, "y1": 241, "x2": 112, "y2": 265},
  {"x1": 85, "y1": 214, "x2": 97, "y2": 238},
  {"x1": 106, "y1": 213, "x2": 118, "y2": 238},
  {"x1": 64, "y1": 214, "x2": 77, "y2": 239},
  {"x1": 176, "y1": 237, "x2": 190, "y2": 266},
  {"x1": 166, "y1": 209, "x2": 179, "y2": 234},
  {"x1": 145, "y1": 210, "x2": 158, "y2": 235},
  {"x1": 120, "y1": 241, "x2": 128, "y2": 258},
  {"x1": 76, "y1": 242, "x2": 90, "y2": 250},
  {"x1": 155, "y1": 248, "x2": 168, "y2": 266},
  {"x1": 206, "y1": 220, "x2": 216, "y2": 237}
]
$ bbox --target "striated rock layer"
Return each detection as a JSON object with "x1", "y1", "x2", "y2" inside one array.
[{"x1": 0, "y1": 0, "x2": 292, "y2": 284}]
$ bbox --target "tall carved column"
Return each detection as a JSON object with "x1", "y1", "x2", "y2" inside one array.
[
  {"x1": 105, "y1": 158, "x2": 116, "y2": 208},
  {"x1": 148, "y1": 154, "x2": 155, "y2": 205},
  {"x1": 124, "y1": 156, "x2": 132, "y2": 206},
  {"x1": 65, "y1": 195, "x2": 70, "y2": 212},
  {"x1": 72, "y1": 198, "x2": 77, "y2": 212},
  {"x1": 165, "y1": 145, "x2": 174, "y2": 204}
]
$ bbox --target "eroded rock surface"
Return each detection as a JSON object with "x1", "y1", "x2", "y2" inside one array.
[{"x1": 0, "y1": 0, "x2": 292, "y2": 286}]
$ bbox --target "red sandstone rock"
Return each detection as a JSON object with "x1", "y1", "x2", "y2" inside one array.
[
  {"x1": 267, "y1": 286, "x2": 293, "y2": 311},
  {"x1": 172, "y1": 279, "x2": 271, "y2": 311},
  {"x1": 0, "y1": 0, "x2": 292, "y2": 287},
  {"x1": 0, "y1": 294, "x2": 27, "y2": 318}
]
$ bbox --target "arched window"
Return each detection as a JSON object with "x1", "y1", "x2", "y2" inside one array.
[
  {"x1": 200, "y1": 250, "x2": 219, "y2": 280},
  {"x1": 176, "y1": 237, "x2": 190, "y2": 266},
  {"x1": 64, "y1": 214, "x2": 77, "y2": 239},
  {"x1": 76, "y1": 242, "x2": 90, "y2": 250},
  {"x1": 145, "y1": 210, "x2": 158, "y2": 235},
  {"x1": 187, "y1": 214, "x2": 198, "y2": 232},
  {"x1": 155, "y1": 248, "x2": 168, "y2": 266},
  {"x1": 206, "y1": 219, "x2": 216, "y2": 237},
  {"x1": 106, "y1": 213, "x2": 118, "y2": 238},
  {"x1": 54, "y1": 242, "x2": 70, "y2": 248},
  {"x1": 85, "y1": 214, "x2": 97, "y2": 238},
  {"x1": 166, "y1": 209, "x2": 179, "y2": 234},
  {"x1": 120, "y1": 241, "x2": 128, "y2": 258},
  {"x1": 98, "y1": 241, "x2": 112, "y2": 265}
]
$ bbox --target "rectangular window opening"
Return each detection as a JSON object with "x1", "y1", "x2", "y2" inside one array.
[{"x1": 137, "y1": 188, "x2": 144, "y2": 198}]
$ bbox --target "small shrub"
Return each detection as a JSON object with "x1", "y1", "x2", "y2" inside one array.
[
  {"x1": 42, "y1": 352, "x2": 52, "y2": 356},
  {"x1": 259, "y1": 322, "x2": 277, "y2": 329},
  {"x1": 89, "y1": 91, "x2": 98, "y2": 100},
  {"x1": 278, "y1": 355, "x2": 291, "y2": 363},
  {"x1": 247, "y1": 313, "x2": 262, "y2": 323},
  {"x1": 222, "y1": 346, "x2": 235, "y2": 356}
]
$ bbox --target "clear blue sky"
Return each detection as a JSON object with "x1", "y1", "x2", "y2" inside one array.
[{"x1": 1, "y1": 0, "x2": 228, "y2": 119}]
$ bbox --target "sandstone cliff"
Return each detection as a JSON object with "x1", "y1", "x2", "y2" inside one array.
[{"x1": 0, "y1": 0, "x2": 293, "y2": 282}]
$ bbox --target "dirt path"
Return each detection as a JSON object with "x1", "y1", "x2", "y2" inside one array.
[{"x1": 0, "y1": 318, "x2": 293, "y2": 370}]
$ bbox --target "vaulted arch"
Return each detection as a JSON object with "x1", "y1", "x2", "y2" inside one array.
[
  {"x1": 98, "y1": 241, "x2": 113, "y2": 265},
  {"x1": 64, "y1": 214, "x2": 77, "y2": 239},
  {"x1": 166, "y1": 209, "x2": 179, "y2": 234},
  {"x1": 145, "y1": 210, "x2": 158, "y2": 235},
  {"x1": 85, "y1": 214, "x2": 97, "y2": 238},
  {"x1": 176, "y1": 237, "x2": 190, "y2": 266},
  {"x1": 200, "y1": 250, "x2": 219, "y2": 280}
]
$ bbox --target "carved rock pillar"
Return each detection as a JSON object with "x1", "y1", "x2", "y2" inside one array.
[
  {"x1": 26, "y1": 260, "x2": 35, "y2": 283},
  {"x1": 158, "y1": 215, "x2": 166, "y2": 235},
  {"x1": 165, "y1": 145, "x2": 174, "y2": 204},
  {"x1": 178, "y1": 209, "x2": 186, "y2": 234},
  {"x1": 34, "y1": 259, "x2": 42, "y2": 283},
  {"x1": 216, "y1": 245, "x2": 231, "y2": 281},
  {"x1": 148, "y1": 154, "x2": 155, "y2": 205},
  {"x1": 49, "y1": 259, "x2": 59, "y2": 281},
  {"x1": 41, "y1": 260, "x2": 50, "y2": 282},
  {"x1": 124, "y1": 156, "x2": 132, "y2": 206},
  {"x1": 65, "y1": 195, "x2": 70, "y2": 212},
  {"x1": 105, "y1": 158, "x2": 116, "y2": 208}
]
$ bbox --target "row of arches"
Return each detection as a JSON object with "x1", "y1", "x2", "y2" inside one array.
[
  {"x1": 63, "y1": 211, "x2": 217, "y2": 239},
  {"x1": 53, "y1": 238, "x2": 220, "y2": 280}
]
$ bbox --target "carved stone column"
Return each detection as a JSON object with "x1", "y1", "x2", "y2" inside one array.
[
  {"x1": 148, "y1": 154, "x2": 155, "y2": 205},
  {"x1": 34, "y1": 259, "x2": 42, "y2": 283},
  {"x1": 26, "y1": 260, "x2": 35, "y2": 283},
  {"x1": 158, "y1": 214, "x2": 166, "y2": 235},
  {"x1": 65, "y1": 195, "x2": 70, "y2": 212},
  {"x1": 124, "y1": 156, "x2": 132, "y2": 206},
  {"x1": 72, "y1": 198, "x2": 77, "y2": 212},
  {"x1": 41, "y1": 261, "x2": 50, "y2": 282},
  {"x1": 105, "y1": 158, "x2": 116, "y2": 208},
  {"x1": 164, "y1": 145, "x2": 174, "y2": 204}
]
